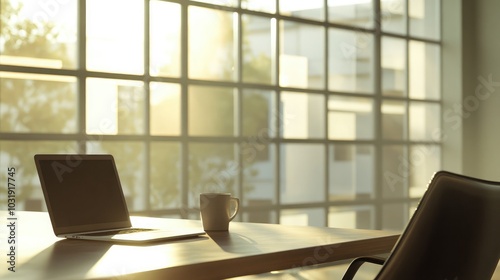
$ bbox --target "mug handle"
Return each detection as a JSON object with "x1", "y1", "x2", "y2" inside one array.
[{"x1": 228, "y1": 197, "x2": 240, "y2": 221}]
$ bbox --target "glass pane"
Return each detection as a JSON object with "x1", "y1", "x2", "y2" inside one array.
[
  {"x1": 188, "y1": 86, "x2": 235, "y2": 136},
  {"x1": 281, "y1": 208, "x2": 325, "y2": 227},
  {"x1": 86, "y1": 0, "x2": 144, "y2": 75},
  {"x1": 189, "y1": 6, "x2": 237, "y2": 81},
  {"x1": 150, "y1": 142, "x2": 181, "y2": 209},
  {"x1": 0, "y1": 72, "x2": 77, "y2": 133},
  {"x1": 382, "y1": 203, "x2": 408, "y2": 231},
  {"x1": 150, "y1": 82, "x2": 181, "y2": 136},
  {"x1": 87, "y1": 141, "x2": 146, "y2": 211},
  {"x1": 0, "y1": 141, "x2": 78, "y2": 211},
  {"x1": 242, "y1": 0, "x2": 276, "y2": 13},
  {"x1": 329, "y1": 206, "x2": 374, "y2": 229},
  {"x1": 86, "y1": 78, "x2": 145, "y2": 135},
  {"x1": 409, "y1": 145, "x2": 440, "y2": 198},
  {"x1": 0, "y1": 0, "x2": 77, "y2": 68},
  {"x1": 382, "y1": 37, "x2": 406, "y2": 97},
  {"x1": 329, "y1": 28, "x2": 374, "y2": 93},
  {"x1": 280, "y1": 0, "x2": 325, "y2": 21},
  {"x1": 382, "y1": 145, "x2": 407, "y2": 198},
  {"x1": 150, "y1": 1, "x2": 181, "y2": 77},
  {"x1": 409, "y1": 41, "x2": 440, "y2": 100},
  {"x1": 409, "y1": 0, "x2": 440, "y2": 40},
  {"x1": 329, "y1": 145, "x2": 375, "y2": 200},
  {"x1": 242, "y1": 89, "x2": 276, "y2": 137},
  {"x1": 328, "y1": 0, "x2": 373, "y2": 28},
  {"x1": 243, "y1": 210, "x2": 277, "y2": 224},
  {"x1": 192, "y1": 0, "x2": 237, "y2": 6},
  {"x1": 280, "y1": 21, "x2": 325, "y2": 89},
  {"x1": 382, "y1": 100, "x2": 407, "y2": 140},
  {"x1": 281, "y1": 92, "x2": 325, "y2": 139},
  {"x1": 409, "y1": 102, "x2": 440, "y2": 141},
  {"x1": 381, "y1": 0, "x2": 406, "y2": 34},
  {"x1": 243, "y1": 144, "x2": 276, "y2": 206},
  {"x1": 188, "y1": 143, "x2": 238, "y2": 207},
  {"x1": 280, "y1": 144, "x2": 325, "y2": 204},
  {"x1": 242, "y1": 15, "x2": 274, "y2": 85},
  {"x1": 328, "y1": 96, "x2": 374, "y2": 140}
]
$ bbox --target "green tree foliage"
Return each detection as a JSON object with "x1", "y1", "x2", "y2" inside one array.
[
  {"x1": 1, "y1": 0, "x2": 77, "y2": 209},
  {"x1": 1, "y1": 1, "x2": 73, "y2": 66},
  {"x1": 1, "y1": 1, "x2": 75, "y2": 132},
  {"x1": 0, "y1": 0, "x2": 271, "y2": 213}
]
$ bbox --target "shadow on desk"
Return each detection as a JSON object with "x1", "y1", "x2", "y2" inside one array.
[
  {"x1": 206, "y1": 231, "x2": 261, "y2": 255},
  {"x1": 17, "y1": 239, "x2": 112, "y2": 280}
]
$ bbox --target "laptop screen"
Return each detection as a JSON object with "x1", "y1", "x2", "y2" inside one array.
[{"x1": 35, "y1": 155, "x2": 131, "y2": 234}]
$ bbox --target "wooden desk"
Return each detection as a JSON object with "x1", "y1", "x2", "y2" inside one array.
[{"x1": 0, "y1": 211, "x2": 399, "y2": 279}]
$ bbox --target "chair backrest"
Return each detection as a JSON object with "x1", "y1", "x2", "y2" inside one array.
[{"x1": 376, "y1": 171, "x2": 500, "y2": 280}]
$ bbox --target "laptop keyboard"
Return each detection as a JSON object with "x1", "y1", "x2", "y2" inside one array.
[{"x1": 82, "y1": 228, "x2": 156, "y2": 236}]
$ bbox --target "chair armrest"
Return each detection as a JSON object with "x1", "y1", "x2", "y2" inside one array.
[{"x1": 341, "y1": 256, "x2": 386, "y2": 280}]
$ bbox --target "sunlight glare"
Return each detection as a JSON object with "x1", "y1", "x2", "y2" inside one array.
[
  {"x1": 86, "y1": 0, "x2": 144, "y2": 74},
  {"x1": 86, "y1": 245, "x2": 180, "y2": 278}
]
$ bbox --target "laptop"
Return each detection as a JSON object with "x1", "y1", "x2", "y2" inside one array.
[{"x1": 34, "y1": 154, "x2": 205, "y2": 243}]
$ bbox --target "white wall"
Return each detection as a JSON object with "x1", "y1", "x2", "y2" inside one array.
[
  {"x1": 442, "y1": 0, "x2": 500, "y2": 181},
  {"x1": 472, "y1": 0, "x2": 500, "y2": 180}
]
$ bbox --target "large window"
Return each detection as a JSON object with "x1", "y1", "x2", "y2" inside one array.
[{"x1": 0, "y1": 0, "x2": 441, "y2": 231}]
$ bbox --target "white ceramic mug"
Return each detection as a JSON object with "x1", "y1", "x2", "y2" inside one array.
[{"x1": 199, "y1": 193, "x2": 240, "y2": 231}]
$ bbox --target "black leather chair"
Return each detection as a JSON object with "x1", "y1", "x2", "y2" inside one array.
[{"x1": 342, "y1": 171, "x2": 500, "y2": 280}]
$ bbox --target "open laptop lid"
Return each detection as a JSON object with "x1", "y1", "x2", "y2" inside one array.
[{"x1": 34, "y1": 154, "x2": 132, "y2": 236}]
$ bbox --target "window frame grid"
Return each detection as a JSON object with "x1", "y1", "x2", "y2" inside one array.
[{"x1": 0, "y1": 0, "x2": 442, "y2": 229}]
